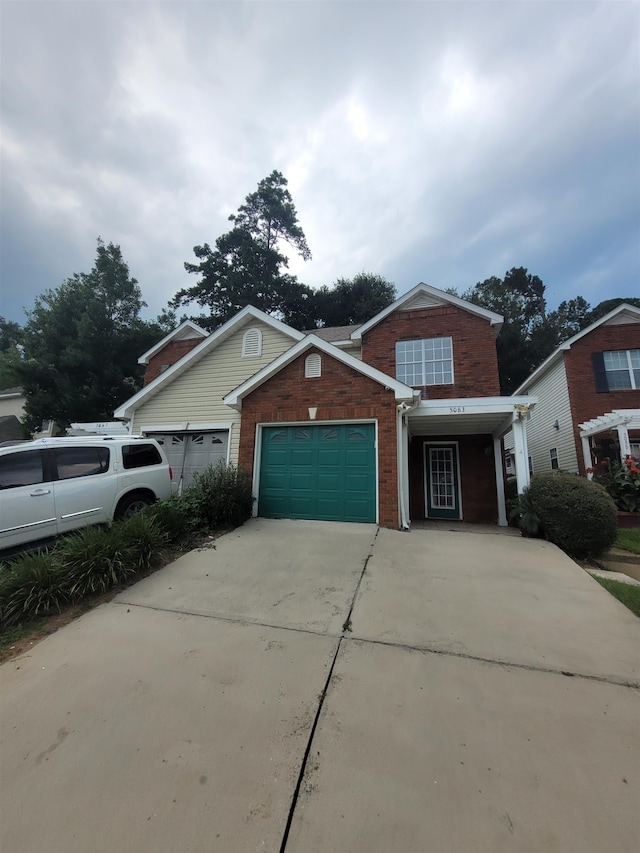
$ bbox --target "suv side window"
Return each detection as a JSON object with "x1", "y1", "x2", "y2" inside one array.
[
  {"x1": 54, "y1": 447, "x2": 110, "y2": 480},
  {"x1": 122, "y1": 443, "x2": 162, "y2": 470},
  {"x1": 0, "y1": 450, "x2": 45, "y2": 489}
]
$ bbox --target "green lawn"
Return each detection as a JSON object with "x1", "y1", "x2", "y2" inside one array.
[
  {"x1": 615, "y1": 528, "x2": 640, "y2": 555},
  {"x1": 593, "y1": 576, "x2": 640, "y2": 617}
]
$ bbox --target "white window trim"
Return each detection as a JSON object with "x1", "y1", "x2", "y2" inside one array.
[
  {"x1": 603, "y1": 349, "x2": 640, "y2": 390},
  {"x1": 396, "y1": 337, "x2": 454, "y2": 386},
  {"x1": 550, "y1": 447, "x2": 559, "y2": 470},
  {"x1": 242, "y1": 328, "x2": 263, "y2": 358}
]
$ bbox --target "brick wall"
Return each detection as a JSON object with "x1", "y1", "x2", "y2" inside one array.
[
  {"x1": 238, "y1": 348, "x2": 400, "y2": 528},
  {"x1": 408, "y1": 434, "x2": 498, "y2": 523},
  {"x1": 565, "y1": 323, "x2": 640, "y2": 471},
  {"x1": 143, "y1": 339, "x2": 202, "y2": 385},
  {"x1": 360, "y1": 305, "x2": 501, "y2": 398}
]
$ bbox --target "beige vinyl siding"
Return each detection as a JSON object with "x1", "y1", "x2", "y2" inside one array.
[
  {"x1": 131, "y1": 323, "x2": 295, "y2": 463},
  {"x1": 525, "y1": 356, "x2": 578, "y2": 474}
]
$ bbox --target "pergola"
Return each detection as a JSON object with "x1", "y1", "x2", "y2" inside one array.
[{"x1": 579, "y1": 409, "x2": 640, "y2": 469}]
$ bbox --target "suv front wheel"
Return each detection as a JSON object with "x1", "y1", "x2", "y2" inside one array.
[{"x1": 115, "y1": 491, "x2": 155, "y2": 520}]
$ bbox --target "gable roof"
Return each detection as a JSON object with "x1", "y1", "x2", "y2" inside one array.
[
  {"x1": 114, "y1": 306, "x2": 305, "y2": 420},
  {"x1": 514, "y1": 302, "x2": 640, "y2": 394},
  {"x1": 351, "y1": 282, "x2": 503, "y2": 341},
  {"x1": 137, "y1": 319, "x2": 208, "y2": 366},
  {"x1": 223, "y1": 334, "x2": 419, "y2": 409}
]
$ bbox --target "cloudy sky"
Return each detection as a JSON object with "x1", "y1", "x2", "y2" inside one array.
[{"x1": 1, "y1": 0, "x2": 639, "y2": 326}]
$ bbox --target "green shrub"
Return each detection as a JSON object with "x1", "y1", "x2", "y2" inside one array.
[
  {"x1": 509, "y1": 488, "x2": 541, "y2": 537},
  {"x1": 144, "y1": 496, "x2": 196, "y2": 546},
  {"x1": 181, "y1": 462, "x2": 254, "y2": 532},
  {"x1": 0, "y1": 552, "x2": 69, "y2": 628},
  {"x1": 528, "y1": 472, "x2": 617, "y2": 559}
]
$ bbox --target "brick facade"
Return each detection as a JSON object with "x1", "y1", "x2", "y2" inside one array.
[
  {"x1": 238, "y1": 348, "x2": 400, "y2": 528},
  {"x1": 143, "y1": 339, "x2": 202, "y2": 385},
  {"x1": 361, "y1": 305, "x2": 501, "y2": 398},
  {"x1": 564, "y1": 323, "x2": 640, "y2": 471}
]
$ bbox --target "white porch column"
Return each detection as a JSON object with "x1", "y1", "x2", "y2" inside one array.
[
  {"x1": 494, "y1": 436, "x2": 507, "y2": 526},
  {"x1": 512, "y1": 417, "x2": 530, "y2": 494},
  {"x1": 617, "y1": 424, "x2": 631, "y2": 459},
  {"x1": 581, "y1": 435, "x2": 592, "y2": 471}
]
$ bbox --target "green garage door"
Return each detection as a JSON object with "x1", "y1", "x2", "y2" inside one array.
[{"x1": 259, "y1": 424, "x2": 376, "y2": 523}]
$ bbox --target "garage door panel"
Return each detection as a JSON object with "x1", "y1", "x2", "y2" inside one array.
[
  {"x1": 317, "y1": 472, "x2": 340, "y2": 490},
  {"x1": 317, "y1": 449, "x2": 341, "y2": 466},
  {"x1": 259, "y1": 424, "x2": 376, "y2": 523},
  {"x1": 291, "y1": 448, "x2": 314, "y2": 466},
  {"x1": 152, "y1": 431, "x2": 228, "y2": 492}
]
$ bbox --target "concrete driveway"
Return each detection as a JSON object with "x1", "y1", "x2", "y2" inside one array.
[{"x1": 1, "y1": 519, "x2": 638, "y2": 853}]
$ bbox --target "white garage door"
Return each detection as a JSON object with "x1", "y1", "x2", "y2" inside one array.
[{"x1": 152, "y1": 431, "x2": 229, "y2": 492}]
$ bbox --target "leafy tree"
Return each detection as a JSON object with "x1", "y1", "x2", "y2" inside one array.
[
  {"x1": 0, "y1": 317, "x2": 24, "y2": 389},
  {"x1": 462, "y1": 267, "x2": 592, "y2": 394},
  {"x1": 586, "y1": 297, "x2": 640, "y2": 324},
  {"x1": 18, "y1": 239, "x2": 163, "y2": 430},
  {"x1": 314, "y1": 273, "x2": 396, "y2": 327},
  {"x1": 172, "y1": 171, "x2": 314, "y2": 330}
]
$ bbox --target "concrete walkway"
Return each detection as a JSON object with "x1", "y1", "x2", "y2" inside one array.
[{"x1": 1, "y1": 519, "x2": 639, "y2": 853}]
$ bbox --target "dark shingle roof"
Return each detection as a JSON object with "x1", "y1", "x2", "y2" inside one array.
[{"x1": 304, "y1": 325, "x2": 360, "y2": 342}]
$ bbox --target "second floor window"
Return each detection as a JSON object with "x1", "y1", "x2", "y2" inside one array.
[
  {"x1": 603, "y1": 349, "x2": 640, "y2": 390},
  {"x1": 396, "y1": 337, "x2": 453, "y2": 386}
]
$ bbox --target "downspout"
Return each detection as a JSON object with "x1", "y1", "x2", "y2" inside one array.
[
  {"x1": 396, "y1": 396, "x2": 421, "y2": 530},
  {"x1": 177, "y1": 422, "x2": 190, "y2": 496}
]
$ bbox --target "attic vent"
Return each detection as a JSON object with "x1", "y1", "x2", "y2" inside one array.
[
  {"x1": 400, "y1": 293, "x2": 443, "y2": 311},
  {"x1": 305, "y1": 353, "x2": 322, "y2": 378},
  {"x1": 242, "y1": 328, "x2": 262, "y2": 358}
]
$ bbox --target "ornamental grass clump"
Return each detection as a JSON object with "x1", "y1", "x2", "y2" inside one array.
[
  {"x1": 0, "y1": 551, "x2": 69, "y2": 628},
  {"x1": 527, "y1": 472, "x2": 617, "y2": 560}
]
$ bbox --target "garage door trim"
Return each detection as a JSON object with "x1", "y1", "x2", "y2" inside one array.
[{"x1": 253, "y1": 419, "x2": 378, "y2": 524}]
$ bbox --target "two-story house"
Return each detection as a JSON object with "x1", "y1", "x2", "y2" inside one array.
[
  {"x1": 512, "y1": 303, "x2": 640, "y2": 475},
  {"x1": 115, "y1": 283, "x2": 536, "y2": 529}
]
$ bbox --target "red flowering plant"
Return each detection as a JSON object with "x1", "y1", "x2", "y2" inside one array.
[{"x1": 594, "y1": 456, "x2": 640, "y2": 512}]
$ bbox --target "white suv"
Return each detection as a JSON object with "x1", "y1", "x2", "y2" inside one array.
[{"x1": 0, "y1": 436, "x2": 172, "y2": 551}]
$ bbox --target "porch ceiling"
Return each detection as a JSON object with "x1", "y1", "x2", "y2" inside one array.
[
  {"x1": 406, "y1": 396, "x2": 536, "y2": 438},
  {"x1": 408, "y1": 412, "x2": 510, "y2": 436}
]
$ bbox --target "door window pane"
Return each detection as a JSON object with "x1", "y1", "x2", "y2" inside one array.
[
  {"x1": 54, "y1": 447, "x2": 110, "y2": 480},
  {"x1": 0, "y1": 450, "x2": 44, "y2": 489}
]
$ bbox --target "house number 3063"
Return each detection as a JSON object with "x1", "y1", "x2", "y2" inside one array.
[{"x1": 449, "y1": 406, "x2": 465, "y2": 413}]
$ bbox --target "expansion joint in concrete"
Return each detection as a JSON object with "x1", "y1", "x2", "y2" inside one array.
[
  {"x1": 279, "y1": 636, "x2": 343, "y2": 853},
  {"x1": 345, "y1": 635, "x2": 640, "y2": 690}
]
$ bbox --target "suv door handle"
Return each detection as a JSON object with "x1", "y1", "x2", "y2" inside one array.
[{"x1": 30, "y1": 488, "x2": 51, "y2": 496}]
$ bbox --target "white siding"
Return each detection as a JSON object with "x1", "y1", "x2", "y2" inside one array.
[
  {"x1": 524, "y1": 357, "x2": 578, "y2": 474},
  {"x1": 131, "y1": 323, "x2": 295, "y2": 463}
]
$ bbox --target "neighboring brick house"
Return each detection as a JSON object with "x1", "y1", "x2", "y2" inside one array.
[
  {"x1": 512, "y1": 303, "x2": 640, "y2": 476},
  {"x1": 116, "y1": 284, "x2": 537, "y2": 528}
]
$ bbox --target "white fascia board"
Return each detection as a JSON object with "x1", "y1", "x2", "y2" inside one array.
[
  {"x1": 115, "y1": 305, "x2": 304, "y2": 420},
  {"x1": 411, "y1": 395, "x2": 538, "y2": 417},
  {"x1": 140, "y1": 421, "x2": 233, "y2": 434},
  {"x1": 513, "y1": 303, "x2": 640, "y2": 394},
  {"x1": 351, "y1": 282, "x2": 504, "y2": 341},
  {"x1": 137, "y1": 320, "x2": 209, "y2": 365},
  {"x1": 223, "y1": 334, "x2": 417, "y2": 409}
]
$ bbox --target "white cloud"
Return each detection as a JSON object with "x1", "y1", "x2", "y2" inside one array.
[{"x1": 1, "y1": 0, "x2": 638, "y2": 324}]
